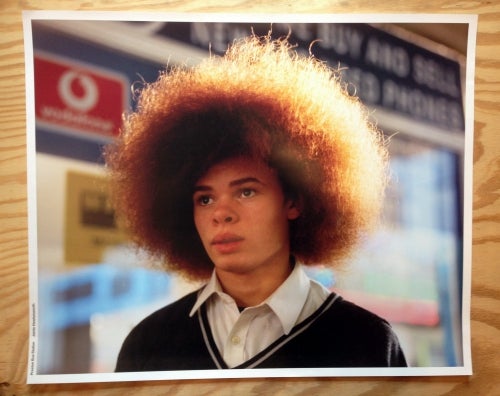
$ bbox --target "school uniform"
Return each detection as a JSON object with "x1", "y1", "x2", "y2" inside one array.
[{"x1": 115, "y1": 264, "x2": 407, "y2": 371}]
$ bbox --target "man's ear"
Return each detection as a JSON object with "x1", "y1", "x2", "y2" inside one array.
[{"x1": 286, "y1": 197, "x2": 302, "y2": 220}]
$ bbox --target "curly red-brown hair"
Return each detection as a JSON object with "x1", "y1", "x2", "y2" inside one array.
[{"x1": 105, "y1": 35, "x2": 388, "y2": 280}]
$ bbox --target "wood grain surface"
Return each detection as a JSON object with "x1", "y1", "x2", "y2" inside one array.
[{"x1": 1, "y1": 1, "x2": 499, "y2": 395}]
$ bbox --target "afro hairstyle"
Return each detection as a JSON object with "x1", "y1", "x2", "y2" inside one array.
[{"x1": 105, "y1": 34, "x2": 388, "y2": 280}]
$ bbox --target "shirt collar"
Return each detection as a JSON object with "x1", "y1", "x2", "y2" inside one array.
[
  {"x1": 189, "y1": 263, "x2": 311, "y2": 335},
  {"x1": 265, "y1": 263, "x2": 311, "y2": 334},
  {"x1": 189, "y1": 270, "x2": 222, "y2": 317}
]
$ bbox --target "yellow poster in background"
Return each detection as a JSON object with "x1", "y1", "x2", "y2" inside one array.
[{"x1": 65, "y1": 171, "x2": 127, "y2": 264}]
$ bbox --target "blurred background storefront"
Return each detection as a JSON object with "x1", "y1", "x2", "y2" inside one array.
[{"x1": 29, "y1": 19, "x2": 468, "y2": 373}]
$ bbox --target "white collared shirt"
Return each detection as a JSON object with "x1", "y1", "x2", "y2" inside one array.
[{"x1": 189, "y1": 264, "x2": 331, "y2": 368}]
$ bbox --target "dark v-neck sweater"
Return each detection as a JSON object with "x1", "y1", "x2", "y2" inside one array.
[{"x1": 115, "y1": 290, "x2": 407, "y2": 371}]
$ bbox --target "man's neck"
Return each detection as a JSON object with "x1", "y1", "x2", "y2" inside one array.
[{"x1": 215, "y1": 259, "x2": 293, "y2": 307}]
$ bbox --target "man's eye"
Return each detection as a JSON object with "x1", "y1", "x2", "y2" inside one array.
[
  {"x1": 197, "y1": 196, "x2": 213, "y2": 206},
  {"x1": 240, "y1": 188, "x2": 256, "y2": 198}
]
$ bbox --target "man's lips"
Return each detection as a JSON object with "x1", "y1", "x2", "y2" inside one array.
[
  {"x1": 211, "y1": 233, "x2": 244, "y2": 245},
  {"x1": 211, "y1": 233, "x2": 244, "y2": 253}
]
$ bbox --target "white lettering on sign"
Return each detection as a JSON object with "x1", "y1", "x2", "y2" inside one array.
[
  {"x1": 190, "y1": 23, "x2": 250, "y2": 53},
  {"x1": 40, "y1": 105, "x2": 114, "y2": 134},
  {"x1": 316, "y1": 24, "x2": 365, "y2": 59},
  {"x1": 365, "y1": 37, "x2": 410, "y2": 78},
  {"x1": 287, "y1": 23, "x2": 313, "y2": 43},
  {"x1": 383, "y1": 79, "x2": 464, "y2": 130},
  {"x1": 412, "y1": 54, "x2": 461, "y2": 98},
  {"x1": 58, "y1": 71, "x2": 98, "y2": 112},
  {"x1": 342, "y1": 67, "x2": 381, "y2": 104}
]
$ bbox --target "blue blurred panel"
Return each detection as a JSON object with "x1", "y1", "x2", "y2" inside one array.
[
  {"x1": 36, "y1": 128, "x2": 108, "y2": 164},
  {"x1": 390, "y1": 148, "x2": 459, "y2": 233},
  {"x1": 39, "y1": 264, "x2": 171, "y2": 330}
]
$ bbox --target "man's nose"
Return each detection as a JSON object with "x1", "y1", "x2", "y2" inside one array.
[{"x1": 213, "y1": 199, "x2": 238, "y2": 224}]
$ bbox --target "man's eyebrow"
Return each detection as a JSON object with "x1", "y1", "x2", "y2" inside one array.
[
  {"x1": 229, "y1": 177, "x2": 263, "y2": 187},
  {"x1": 193, "y1": 177, "x2": 263, "y2": 193},
  {"x1": 193, "y1": 185, "x2": 212, "y2": 193}
]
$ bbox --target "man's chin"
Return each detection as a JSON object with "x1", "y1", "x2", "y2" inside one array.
[{"x1": 213, "y1": 260, "x2": 254, "y2": 276}]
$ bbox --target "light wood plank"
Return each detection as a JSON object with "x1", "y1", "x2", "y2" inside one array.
[{"x1": 1, "y1": 1, "x2": 499, "y2": 395}]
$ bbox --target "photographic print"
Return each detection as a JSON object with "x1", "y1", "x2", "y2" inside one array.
[{"x1": 23, "y1": 11, "x2": 476, "y2": 383}]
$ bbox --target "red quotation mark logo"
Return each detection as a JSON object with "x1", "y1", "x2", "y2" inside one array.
[
  {"x1": 58, "y1": 70, "x2": 99, "y2": 113},
  {"x1": 35, "y1": 54, "x2": 126, "y2": 137}
]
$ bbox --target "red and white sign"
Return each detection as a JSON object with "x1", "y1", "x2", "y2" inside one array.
[{"x1": 34, "y1": 52, "x2": 129, "y2": 139}]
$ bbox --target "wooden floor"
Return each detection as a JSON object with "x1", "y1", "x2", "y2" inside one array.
[{"x1": 1, "y1": 1, "x2": 499, "y2": 395}]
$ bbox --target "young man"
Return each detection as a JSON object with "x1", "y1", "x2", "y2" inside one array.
[{"x1": 106, "y1": 35, "x2": 407, "y2": 371}]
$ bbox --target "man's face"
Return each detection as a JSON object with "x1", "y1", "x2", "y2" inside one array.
[{"x1": 193, "y1": 156, "x2": 300, "y2": 279}]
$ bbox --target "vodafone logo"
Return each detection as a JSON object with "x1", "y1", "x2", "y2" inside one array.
[
  {"x1": 58, "y1": 71, "x2": 99, "y2": 113},
  {"x1": 34, "y1": 53, "x2": 128, "y2": 138}
]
